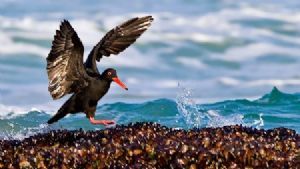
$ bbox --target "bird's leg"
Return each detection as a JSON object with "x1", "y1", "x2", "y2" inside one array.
[{"x1": 89, "y1": 116, "x2": 115, "y2": 126}]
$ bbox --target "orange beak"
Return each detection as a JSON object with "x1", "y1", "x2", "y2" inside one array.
[{"x1": 112, "y1": 77, "x2": 128, "y2": 90}]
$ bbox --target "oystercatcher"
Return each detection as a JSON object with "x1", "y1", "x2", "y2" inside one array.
[{"x1": 46, "y1": 16, "x2": 153, "y2": 125}]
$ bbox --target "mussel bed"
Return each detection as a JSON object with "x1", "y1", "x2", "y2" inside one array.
[{"x1": 0, "y1": 122, "x2": 299, "y2": 168}]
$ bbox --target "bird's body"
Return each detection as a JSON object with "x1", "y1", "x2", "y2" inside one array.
[
  {"x1": 47, "y1": 77, "x2": 111, "y2": 124},
  {"x1": 46, "y1": 16, "x2": 153, "y2": 125}
]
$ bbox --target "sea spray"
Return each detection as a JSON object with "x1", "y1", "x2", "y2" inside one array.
[
  {"x1": 175, "y1": 85, "x2": 203, "y2": 128},
  {"x1": 176, "y1": 84, "x2": 265, "y2": 129},
  {"x1": 0, "y1": 123, "x2": 51, "y2": 140}
]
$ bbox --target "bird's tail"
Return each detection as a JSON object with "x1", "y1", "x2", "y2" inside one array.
[
  {"x1": 47, "y1": 110, "x2": 68, "y2": 124},
  {"x1": 47, "y1": 96, "x2": 75, "y2": 124}
]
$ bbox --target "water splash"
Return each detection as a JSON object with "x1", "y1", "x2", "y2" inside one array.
[
  {"x1": 176, "y1": 84, "x2": 204, "y2": 128},
  {"x1": 246, "y1": 113, "x2": 264, "y2": 129},
  {"x1": 0, "y1": 123, "x2": 52, "y2": 140},
  {"x1": 206, "y1": 110, "x2": 244, "y2": 127},
  {"x1": 176, "y1": 84, "x2": 265, "y2": 129}
]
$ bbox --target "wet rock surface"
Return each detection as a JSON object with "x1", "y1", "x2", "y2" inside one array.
[{"x1": 0, "y1": 122, "x2": 299, "y2": 168}]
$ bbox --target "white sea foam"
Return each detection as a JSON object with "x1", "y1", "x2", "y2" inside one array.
[
  {"x1": 0, "y1": 7, "x2": 299, "y2": 62},
  {"x1": 0, "y1": 41, "x2": 48, "y2": 56},
  {"x1": 0, "y1": 102, "x2": 57, "y2": 120},
  {"x1": 99, "y1": 47, "x2": 159, "y2": 69},
  {"x1": 0, "y1": 123, "x2": 51, "y2": 140},
  {"x1": 0, "y1": 104, "x2": 28, "y2": 119},
  {"x1": 126, "y1": 77, "x2": 140, "y2": 85},
  {"x1": 215, "y1": 42, "x2": 300, "y2": 62},
  {"x1": 239, "y1": 7, "x2": 300, "y2": 23},
  {"x1": 247, "y1": 79, "x2": 300, "y2": 87},
  {"x1": 176, "y1": 57, "x2": 207, "y2": 69},
  {"x1": 207, "y1": 110, "x2": 264, "y2": 128},
  {"x1": 251, "y1": 113, "x2": 264, "y2": 129},
  {"x1": 218, "y1": 77, "x2": 240, "y2": 86},
  {"x1": 0, "y1": 15, "x2": 163, "y2": 71},
  {"x1": 206, "y1": 110, "x2": 244, "y2": 128},
  {"x1": 154, "y1": 80, "x2": 179, "y2": 88},
  {"x1": 219, "y1": 77, "x2": 300, "y2": 87}
]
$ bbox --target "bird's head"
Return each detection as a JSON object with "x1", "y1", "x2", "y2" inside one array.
[{"x1": 102, "y1": 68, "x2": 128, "y2": 90}]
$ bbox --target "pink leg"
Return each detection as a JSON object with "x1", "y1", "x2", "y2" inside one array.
[{"x1": 89, "y1": 117, "x2": 115, "y2": 126}]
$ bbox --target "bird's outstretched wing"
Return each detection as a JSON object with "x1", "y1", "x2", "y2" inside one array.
[
  {"x1": 46, "y1": 20, "x2": 90, "y2": 100},
  {"x1": 84, "y1": 16, "x2": 153, "y2": 75}
]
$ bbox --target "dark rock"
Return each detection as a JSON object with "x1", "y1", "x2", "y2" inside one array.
[{"x1": 0, "y1": 122, "x2": 299, "y2": 168}]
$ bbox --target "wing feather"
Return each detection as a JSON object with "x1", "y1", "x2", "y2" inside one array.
[
  {"x1": 84, "y1": 16, "x2": 153, "y2": 75},
  {"x1": 46, "y1": 20, "x2": 89, "y2": 100}
]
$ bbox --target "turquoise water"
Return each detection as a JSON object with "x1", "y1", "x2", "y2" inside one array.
[
  {"x1": 0, "y1": 87, "x2": 299, "y2": 139},
  {"x1": 0, "y1": 0, "x2": 300, "y2": 138}
]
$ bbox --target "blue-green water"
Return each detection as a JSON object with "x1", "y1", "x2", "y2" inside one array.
[
  {"x1": 0, "y1": 0, "x2": 300, "y2": 139},
  {"x1": 0, "y1": 87, "x2": 299, "y2": 139}
]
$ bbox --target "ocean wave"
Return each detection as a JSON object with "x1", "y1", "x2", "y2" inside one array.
[
  {"x1": 0, "y1": 104, "x2": 28, "y2": 118},
  {"x1": 0, "y1": 7, "x2": 299, "y2": 65},
  {"x1": 0, "y1": 87, "x2": 299, "y2": 140}
]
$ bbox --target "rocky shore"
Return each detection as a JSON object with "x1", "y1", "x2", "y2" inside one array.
[{"x1": 0, "y1": 122, "x2": 299, "y2": 168}]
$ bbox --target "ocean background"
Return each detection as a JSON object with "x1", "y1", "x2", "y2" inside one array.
[{"x1": 0, "y1": 0, "x2": 300, "y2": 139}]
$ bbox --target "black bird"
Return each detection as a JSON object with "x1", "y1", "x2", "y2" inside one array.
[{"x1": 46, "y1": 16, "x2": 153, "y2": 125}]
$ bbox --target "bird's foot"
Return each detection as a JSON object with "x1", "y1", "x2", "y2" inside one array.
[{"x1": 89, "y1": 117, "x2": 115, "y2": 126}]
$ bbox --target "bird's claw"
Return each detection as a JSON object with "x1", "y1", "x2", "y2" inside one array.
[
  {"x1": 100, "y1": 120, "x2": 115, "y2": 126},
  {"x1": 89, "y1": 117, "x2": 115, "y2": 126}
]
